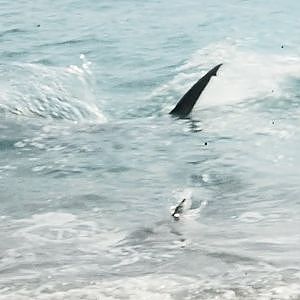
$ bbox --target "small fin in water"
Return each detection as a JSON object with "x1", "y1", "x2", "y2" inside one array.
[{"x1": 172, "y1": 198, "x2": 186, "y2": 221}]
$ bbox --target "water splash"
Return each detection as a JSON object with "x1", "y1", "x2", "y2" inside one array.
[
  {"x1": 170, "y1": 188, "x2": 208, "y2": 221},
  {"x1": 153, "y1": 42, "x2": 300, "y2": 111},
  {"x1": 0, "y1": 55, "x2": 106, "y2": 122}
]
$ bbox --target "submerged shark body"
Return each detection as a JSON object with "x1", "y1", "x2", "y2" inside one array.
[{"x1": 170, "y1": 64, "x2": 222, "y2": 118}]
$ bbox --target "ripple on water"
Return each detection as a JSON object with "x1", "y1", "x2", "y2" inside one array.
[{"x1": 238, "y1": 211, "x2": 265, "y2": 223}]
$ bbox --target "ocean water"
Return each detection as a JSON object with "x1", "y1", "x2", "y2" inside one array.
[{"x1": 1, "y1": 0, "x2": 300, "y2": 299}]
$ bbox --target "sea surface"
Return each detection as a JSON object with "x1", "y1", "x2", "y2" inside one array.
[{"x1": 0, "y1": 0, "x2": 300, "y2": 299}]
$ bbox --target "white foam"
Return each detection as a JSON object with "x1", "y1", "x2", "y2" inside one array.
[
  {"x1": 30, "y1": 212, "x2": 77, "y2": 226},
  {"x1": 14, "y1": 141, "x2": 26, "y2": 148},
  {"x1": 202, "y1": 173, "x2": 210, "y2": 183},
  {"x1": 0, "y1": 59, "x2": 106, "y2": 123},
  {"x1": 0, "y1": 275, "x2": 195, "y2": 300},
  {"x1": 153, "y1": 42, "x2": 300, "y2": 110},
  {"x1": 1, "y1": 274, "x2": 300, "y2": 300},
  {"x1": 11, "y1": 212, "x2": 125, "y2": 251}
]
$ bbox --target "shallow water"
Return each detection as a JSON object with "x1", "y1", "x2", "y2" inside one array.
[{"x1": 0, "y1": 0, "x2": 300, "y2": 299}]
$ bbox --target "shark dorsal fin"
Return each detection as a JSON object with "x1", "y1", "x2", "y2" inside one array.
[{"x1": 170, "y1": 64, "x2": 222, "y2": 118}]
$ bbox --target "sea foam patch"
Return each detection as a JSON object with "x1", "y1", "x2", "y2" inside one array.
[
  {"x1": 153, "y1": 42, "x2": 300, "y2": 111},
  {"x1": 1, "y1": 273, "x2": 300, "y2": 300}
]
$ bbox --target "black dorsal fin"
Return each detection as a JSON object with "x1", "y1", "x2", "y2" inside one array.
[{"x1": 169, "y1": 64, "x2": 222, "y2": 118}]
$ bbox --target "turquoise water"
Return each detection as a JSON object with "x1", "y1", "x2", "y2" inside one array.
[{"x1": 1, "y1": 0, "x2": 300, "y2": 299}]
